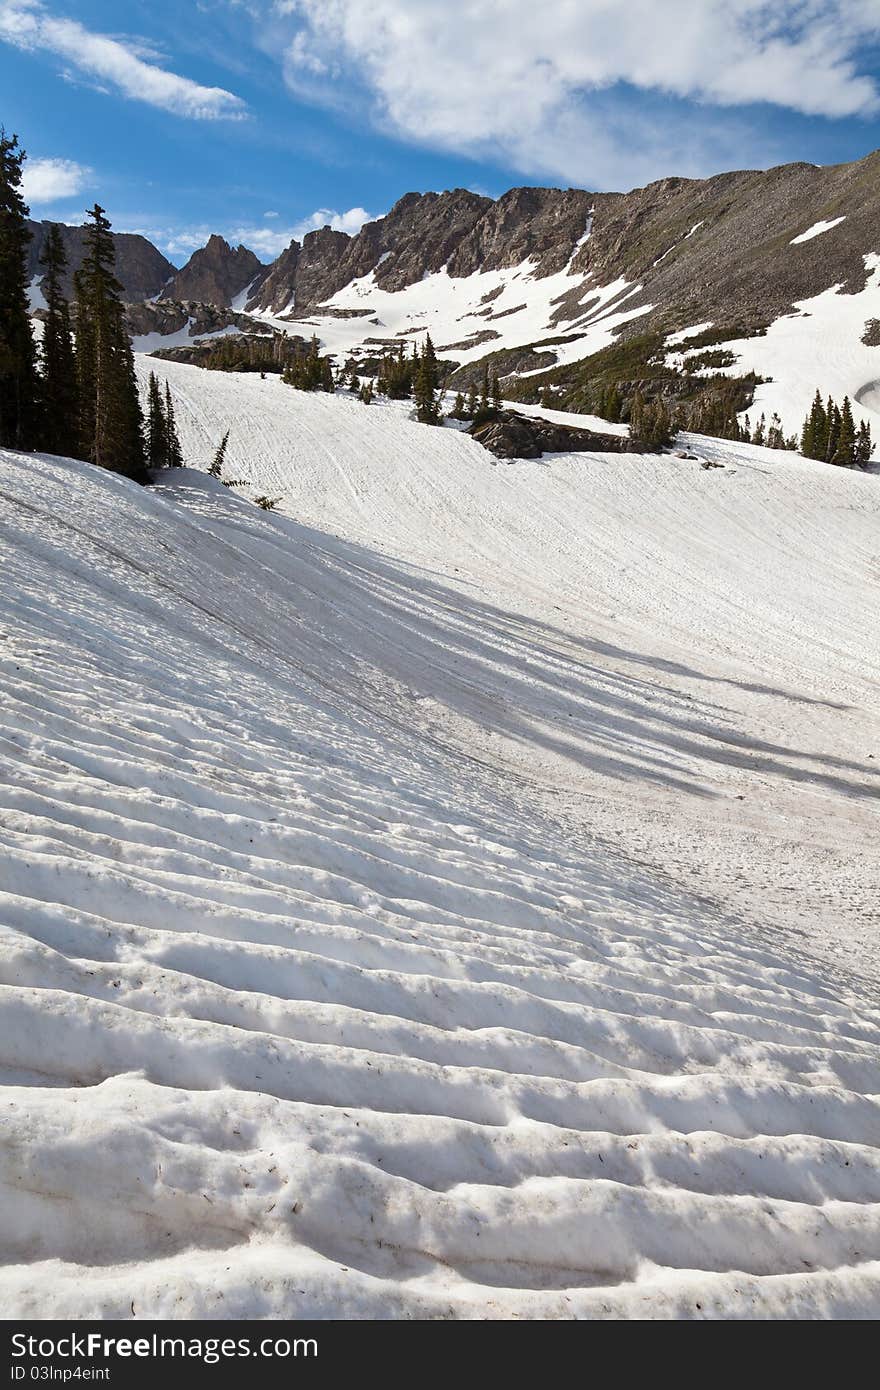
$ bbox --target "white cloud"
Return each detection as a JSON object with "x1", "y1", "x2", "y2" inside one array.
[
  {"x1": 21, "y1": 156, "x2": 91, "y2": 204},
  {"x1": 274, "y1": 0, "x2": 880, "y2": 186},
  {"x1": 0, "y1": 0, "x2": 247, "y2": 119}
]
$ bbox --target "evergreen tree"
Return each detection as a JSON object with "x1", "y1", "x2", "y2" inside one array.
[
  {"x1": 478, "y1": 365, "x2": 490, "y2": 417},
  {"x1": 833, "y1": 395, "x2": 856, "y2": 466},
  {"x1": 413, "y1": 333, "x2": 441, "y2": 424},
  {"x1": 751, "y1": 413, "x2": 766, "y2": 446},
  {"x1": 359, "y1": 380, "x2": 373, "y2": 405},
  {"x1": 825, "y1": 399, "x2": 841, "y2": 464},
  {"x1": 209, "y1": 429, "x2": 230, "y2": 478},
  {"x1": 855, "y1": 420, "x2": 873, "y2": 468},
  {"x1": 74, "y1": 204, "x2": 146, "y2": 482},
  {"x1": 38, "y1": 223, "x2": 78, "y2": 456},
  {"x1": 801, "y1": 389, "x2": 826, "y2": 459},
  {"x1": 164, "y1": 381, "x2": 183, "y2": 467},
  {"x1": 146, "y1": 372, "x2": 167, "y2": 469},
  {"x1": 492, "y1": 370, "x2": 502, "y2": 414},
  {"x1": 0, "y1": 130, "x2": 38, "y2": 450},
  {"x1": 451, "y1": 391, "x2": 466, "y2": 419},
  {"x1": 465, "y1": 382, "x2": 478, "y2": 419},
  {"x1": 767, "y1": 413, "x2": 786, "y2": 450}
]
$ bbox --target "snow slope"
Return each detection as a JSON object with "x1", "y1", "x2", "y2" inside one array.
[{"x1": 1, "y1": 370, "x2": 879, "y2": 1318}]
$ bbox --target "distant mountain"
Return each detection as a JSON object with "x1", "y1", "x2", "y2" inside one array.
[
  {"x1": 26, "y1": 219, "x2": 175, "y2": 303},
  {"x1": 159, "y1": 234, "x2": 264, "y2": 307},
  {"x1": 28, "y1": 147, "x2": 880, "y2": 435}
]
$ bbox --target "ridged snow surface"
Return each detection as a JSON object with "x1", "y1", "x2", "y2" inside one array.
[{"x1": 1, "y1": 371, "x2": 879, "y2": 1318}]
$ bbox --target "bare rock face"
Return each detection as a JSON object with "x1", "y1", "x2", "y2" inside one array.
[
  {"x1": 124, "y1": 300, "x2": 273, "y2": 341},
  {"x1": 470, "y1": 410, "x2": 653, "y2": 459},
  {"x1": 160, "y1": 235, "x2": 264, "y2": 307},
  {"x1": 246, "y1": 190, "x2": 491, "y2": 315},
  {"x1": 448, "y1": 187, "x2": 595, "y2": 279},
  {"x1": 245, "y1": 240, "x2": 300, "y2": 314},
  {"x1": 26, "y1": 220, "x2": 175, "y2": 302}
]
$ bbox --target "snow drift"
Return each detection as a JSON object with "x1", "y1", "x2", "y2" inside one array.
[{"x1": 1, "y1": 370, "x2": 879, "y2": 1318}]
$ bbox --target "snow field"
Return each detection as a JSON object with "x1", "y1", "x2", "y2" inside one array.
[{"x1": 0, "y1": 368, "x2": 879, "y2": 1317}]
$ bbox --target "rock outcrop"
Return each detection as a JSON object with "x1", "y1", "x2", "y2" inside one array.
[
  {"x1": 469, "y1": 410, "x2": 653, "y2": 459},
  {"x1": 160, "y1": 235, "x2": 264, "y2": 307},
  {"x1": 26, "y1": 220, "x2": 175, "y2": 302}
]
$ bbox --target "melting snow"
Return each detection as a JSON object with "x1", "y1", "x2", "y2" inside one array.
[
  {"x1": 1, "y1": 364, "x2": 878, "y2": 1318},
  {"x1": 791, "y1": 217, "x2": 847, "y2": 245}
]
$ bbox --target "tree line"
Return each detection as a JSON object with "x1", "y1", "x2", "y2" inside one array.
[{"x1": 0, "y1": 130, "x2": 182, "y2": 482}]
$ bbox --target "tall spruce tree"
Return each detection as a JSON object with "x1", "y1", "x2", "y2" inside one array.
[
  {"x1": 74, "y1": 204, "x2": 146, "y2": 482},
  {"x1": 833, "y1": 396, "x2": 856, "y2": 466},
  {"x1": 38, "y1": 224, "x2": 79, "y2": 457},
  {"x1": 146, "y1": 372, "x2": 167, "y2": 469},
  {"x1": 164, "y1": 381, "x2": 183, "y2": 467},
  {"x1": 825, "y1": 399, "x2": 841, "y2": 464},
  {"x1": 413, "y1": 334, "x2": 441, "y2": 424},
  {"x1": 0, "y1": 130, "x2": 38, "y2": 450}
]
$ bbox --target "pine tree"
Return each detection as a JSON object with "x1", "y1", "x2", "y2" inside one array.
[
  {"x1": 767, "y1": 413, "x2": 786, "y2": 450},
  {"x1": 465, "y1": 382, "x2": 478, "y2": 419},
  {"x1": 833, "y1": 396, "x2": 856, "y2": 465},
  {"x1": 855, "y1": 420, "x2": 873, "y2": 468},
  {"x1": 74, "y1": 204, "x2": 146, "y2": 482},
  {"x1": 209, "y1": 429, "x2": 230, "y2": 478},
  {"x1": 413, "y1": 333, "x2": 441, "y2": 424},
  {"x1": 0, "y1": 130, "x2": 39, "y2": 450},
  {"x1": 451, "y1": 391, "x2": 466, "y2": 419},
  {"x1": 478, "y1": 365, "x2": 490, "y2": 417},
  {"x1": 146, "y1": 372, "x2": 167, "y2": 469},
  {"x1": 751, "y1": 413, "x2": 766, "y2": 446},
  {"x1": 38, "y1": 223, "x2": 78, "y2": 456},
  {"x1": 825, "y1": 399, "x2": 841, "y2": 464},
  {"x1": 164, "y1": 381, "x2": 183, "y2": 467},
  {"x1": 801, "y1": 389, "x2": 826, "y2": 459},
  {"x1": 491, "y1": 370, "x2": 502, "y2": 414}
]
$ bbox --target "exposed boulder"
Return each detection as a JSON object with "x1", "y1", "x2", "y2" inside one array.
[{"x1": 469, "y1": 410, "x2": 655, "y2": 459}]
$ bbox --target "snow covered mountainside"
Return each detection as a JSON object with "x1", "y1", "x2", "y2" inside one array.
[
  {"x1": 33, "y1": 151, "x2": 880, "y2": 444},
  {"x1": 1, "y1": 368, "x2": 880, "y2": 1318}
]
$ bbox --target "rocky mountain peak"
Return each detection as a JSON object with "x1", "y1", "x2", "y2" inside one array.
[{"x1": 161, "y1": 235, "x2": 264, "y2": 307}]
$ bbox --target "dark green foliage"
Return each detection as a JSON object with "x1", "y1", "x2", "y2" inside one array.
[
  {"x1": 801, "y1": 390, "x2": 827, "y2": 458},
  {"x1": 194, "y1": 331, "x2": 305, "y2": 375},
  {"x1": 800, "y1": 388, "x2": 872, "y2": 466},
  {"x1": 855, "y1": 420, "x2": 873, "y2": 467},
  {"x1": 282, "y1": 335, "x2": 336, "y2": 392},
  {"x1": 74, "y1": 204, "x2": 146, "y2": 482},
  {"x1": 145, "y1": 373, "x2": 184, "y2": 470},
  {"x1": 253, "y1": 495, "x2": 281, "y2": 510},
  {"x1": 0, "y1": 130, "x2": 38, "y2": 449},
  {"x1": 208, "y1": 430, "x2": 230, "y2": 478},
  {"x1": 376, "y1": 342, "x2": 418, "y2": 400},
  {"x1": 38, "y1": 224, "x2": 79, "y2": 457},
  {"x1": 164, "y1": 382, "x2": 183, "y2": 468},
  {"x1": 630, "y1": 392, "x2": 674, "y2": 447},
  {"x1": 451, "y1": 391, "x2": 466, "y2": 419},
  {"x1": 146, "y1": 372, "x2": 167, "y2": 469},
  {"x1": 824, "y1": 397, "x2": 840, "y2": 463},
  {"x1": 833, "y1": 396, "x2": 856, "y2": 466},
  {"x1": 358, "y1": 380, "x2": 374, "y2": 405},
  {"x1": 413, "y1": 334, "x2": 441, "y2": 424}
]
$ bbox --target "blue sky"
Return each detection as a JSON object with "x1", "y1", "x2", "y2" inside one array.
[{"x1": 2, "y1": 0, "x2": 880, "y2": 264}]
